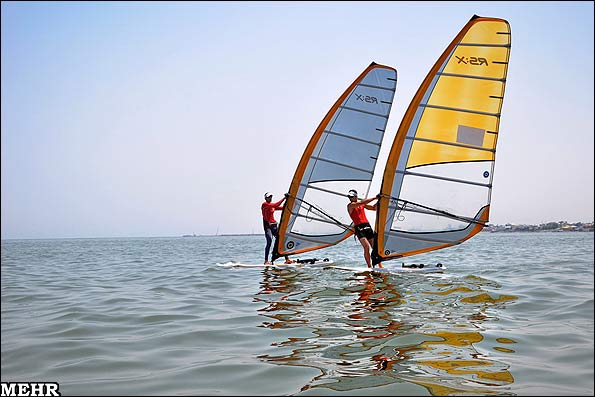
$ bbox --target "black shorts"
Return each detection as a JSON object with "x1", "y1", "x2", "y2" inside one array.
[{"x1": 354, "y1": 222, "x2": 374, "y2": 240}]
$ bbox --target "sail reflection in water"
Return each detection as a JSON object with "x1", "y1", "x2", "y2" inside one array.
[{"x1": 254, "y1": 267, "x2": 518, "y2": 395}]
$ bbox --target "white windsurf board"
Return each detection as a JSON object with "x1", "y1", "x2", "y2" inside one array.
[{"x1": 217, "y1": 258, "x2": 334, "y2": 269}]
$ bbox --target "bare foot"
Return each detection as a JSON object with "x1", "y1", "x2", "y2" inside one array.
[
  {"x1": 284, "y1": 259, "x2": 294, "y2": 264},
  {"x1": 264, "y1": 261, "x2": 271, "y2": 265}
]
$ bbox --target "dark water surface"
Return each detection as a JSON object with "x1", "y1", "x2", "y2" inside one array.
[{"x1": 2, "y1": 232, "x2": 593, "y2": 395}]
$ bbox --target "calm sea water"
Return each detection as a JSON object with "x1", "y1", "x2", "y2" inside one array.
[{"x1": 1, "y1": 232, "x2": 593, "y2": 396}]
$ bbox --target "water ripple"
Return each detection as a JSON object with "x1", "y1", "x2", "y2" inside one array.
[{"x1": 2, "y1": 233, "x2": 593, "y2": 395}]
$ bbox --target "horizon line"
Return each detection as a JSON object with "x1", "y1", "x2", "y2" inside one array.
[{"x1": 2, "y1": 220, "x2": 594, "y2": 241}]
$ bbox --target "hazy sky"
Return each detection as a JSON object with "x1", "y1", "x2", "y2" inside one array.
[{"x1": 2, "y1": 1, "x2": 593, "y2": 239}]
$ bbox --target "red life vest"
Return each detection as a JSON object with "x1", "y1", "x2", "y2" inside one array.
[{"x1": 349, "y1": 204, "x2": 369, "y2": 226}]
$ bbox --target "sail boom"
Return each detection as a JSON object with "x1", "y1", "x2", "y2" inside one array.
[
  {"x1": 385, "y1": 230, "x2": 464, "y2": 245},
  {"x1": 387, "y1": 203, "x2": 486, "y2": 225}
]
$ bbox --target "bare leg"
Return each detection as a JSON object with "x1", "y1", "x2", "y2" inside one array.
[{"x1": 359, "y1": 237, "x2": 372, "y2": 267}]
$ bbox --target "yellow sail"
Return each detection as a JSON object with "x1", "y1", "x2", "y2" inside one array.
[
  {"x1": 273, "y1": 62, "x2": 397, "y2": 260},
  {"x1": 374, "y1": 15, "x2": 511, "y2": 263}
]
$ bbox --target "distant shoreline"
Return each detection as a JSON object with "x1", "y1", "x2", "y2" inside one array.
[
  {"x1": 3, "y1": 225, "x2": 593, "y2": 241},
  {"x1": 484, "y1": 221, "x2": 593, "y2": 233},
  {"x1": 182, "y1": 233, "x2": 264, "y2": 237}
]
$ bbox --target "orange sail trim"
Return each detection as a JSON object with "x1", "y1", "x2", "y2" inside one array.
[
  {"x1": 374, "y1": 15, "x2": 510, "y2": 264},
  {"x1": 273, "y1": 62, "x2": 397, "y2": 260},
  {"x1": 379, "y1": 205, "x2": 490, "y2": 259},
  {"x1": 277, "y1": 66, "x2": 370, "y2": 250}
]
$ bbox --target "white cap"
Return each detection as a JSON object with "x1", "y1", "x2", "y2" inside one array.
[
  {"x1": 264, "y1": 192, "x2": 273, "y2": 199},
  {"x1": 347, "y1": 189, "x2": 357, "y2": 197}
]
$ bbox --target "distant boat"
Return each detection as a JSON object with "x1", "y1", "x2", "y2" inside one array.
[{"x1": 182, "y1": 234, "x2": 198, "y2": 237}]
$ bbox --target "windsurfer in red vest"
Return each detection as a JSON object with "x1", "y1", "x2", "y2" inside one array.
[
  {"x1": 347, "y1": 189, "x2": 383, "y2": 268},
  {"x1": 262, "y1": 192, "x2": 294, "y2": 265}
]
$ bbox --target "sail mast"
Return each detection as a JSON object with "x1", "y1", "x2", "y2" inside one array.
[{"x1": 273, "y1": 62, "x2": 397, "y2": 261}]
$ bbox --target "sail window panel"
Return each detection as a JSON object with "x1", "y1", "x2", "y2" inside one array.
[
  {"x1": 445, "y1": 46, "x2": 509, "y2": 80},
  {"x1": 461, "y1": 20, "x2": 510, "y2": 46},
  {"x1": 457, "y1": 125, "x2": 485, "y2": 146},
  {"x1": 290, "y1": 183, "x2": 356, "y2": 236},
  {"x1": 407, "y1": 139, "x2": 494, "y2": 169},
  {"x1": 306, "y1": 180, "x2": 369, "y2": 200},
  {"x1": 343, "y1": 85, "x2": 395, "y2": 117},
  {"x1": 397, "y1": 172, "x2": 490, "y2": 223},
  {"x1": 328, "y1": 109, "x2": 387, "y2": 144},
  {"x1": 390, "y1": 207, "x2": 469, "y2": 233},
  {"x1": 291, "y1": 216, "x2": 345, "y2": 237},
  {"x1": 314, "y1": 133, "x2": 379, "y2": 174},
  {"x1": 307, "y1": 160, "x2": 371, "y2": 183},
  {"x1": 415, "y1": 107, "x2": 498, "y2": 147},
  {"x1": 280, "y1": 236, "x2": 325, "y2": 253},
  {"x1": 406, "y1": 161, "x2": 495, "y2": 187},
  {"x1": 383, "y1": 233, "x2": 448, "y2": 256},
  {"x1": 360, "y1": 67, "x2": 398, "y2": 90},
  {"x1": 428, "y1": 75, "x2": 505, "y2": 115}
]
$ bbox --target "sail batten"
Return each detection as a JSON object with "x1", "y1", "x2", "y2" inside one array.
[
  {"x1": 373, "y1": 15, "x2": 510, "y2": 264},
  {"x1": 325, "y1": 130, "x2": 382, "y2": 146},
  {"x1": 438, "y1": 72, "x2": 506, "y2": 82},
  {"x1": 338, "y1": 105, "x2": 390, "y2": 118},
  {"x1": 457, "y1": 43, "x2": 511, "y2": 48},
  {"x1": 299, "y1": 183, "x2": 351, "y2": 198},
  {"x1": 398, "y1": 170, "x2": 493, "y2": 188},
  {"x1": 273, "y1": 63, "x2": 398, "y2": 261},
  {"x1": 420, "y1": 104, "x2": 501, "y2": 117},
  {"x1": 358, "y1": 83, "x2": 397, "y2": 91},
  {"x1": 405, "y1": 136, "x2": 497, "y2": 153},
  {"x1": 387, "y1": 202, "x2": 488, "y2": 225},
  {"x1": 310, "y1": 156, "x2": 375, "y2": 175}
]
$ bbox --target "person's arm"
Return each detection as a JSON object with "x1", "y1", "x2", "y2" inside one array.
[
  {"x1": 275, "y1": 195, "x2": 288, "y2": 210},
  {"x1": 271, "y1": 197, "x2": 285, "y2": 207},
  {"x1": 364, "y1": 193, "x2": 381, "y2": 210},
  {"x1": 359, "y1": 196, "x2": 377, "y2": 206}
]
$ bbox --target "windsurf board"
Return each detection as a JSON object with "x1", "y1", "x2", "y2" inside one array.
[
  {"x1": 330, "y1": 263, "x2": 445, "y2": 274},
  {"x1": 217, "y1": 258, "x2": 334, "y2": 269}
]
